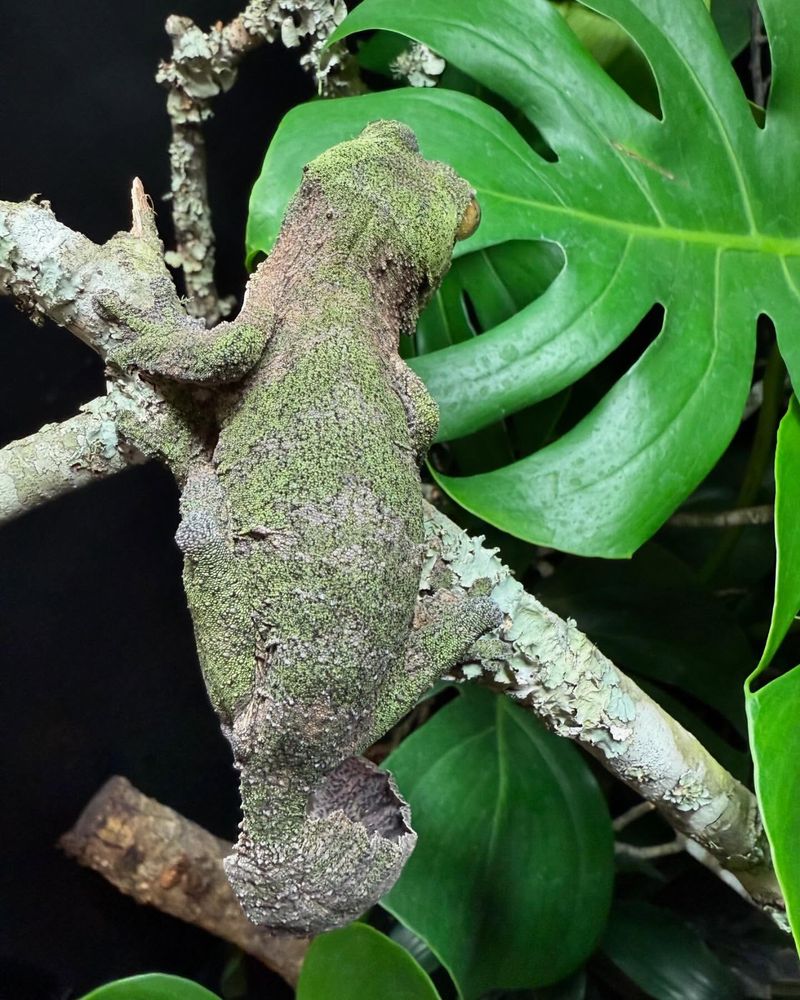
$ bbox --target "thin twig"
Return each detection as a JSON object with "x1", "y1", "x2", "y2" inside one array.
[
  {"x1": 158, "y1": 1, "x2": 357, "y2": 325},
  {"x1": 669, "y1": 505, "x2": 773, "y2": 528},
  {"x1": 613, "y1": 800, "x2": 655, "y2": 832},
  {"x1": 615, "y1": 837, "x2": 685, "y2": 860},
  {"x1": 615, "y1": 832, "x2": 770, "y2": 900}
]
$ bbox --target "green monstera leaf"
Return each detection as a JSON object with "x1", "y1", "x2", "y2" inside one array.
[{"x1": 248, "y1": 0, "x2": 800, "y2": 557}]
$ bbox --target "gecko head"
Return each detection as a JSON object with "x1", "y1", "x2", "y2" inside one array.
[{"x1": 300, "y1": 120, "x2": 480, "y2": 314}]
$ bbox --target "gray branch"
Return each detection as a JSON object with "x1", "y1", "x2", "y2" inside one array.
[
  {"x1": 0, "y1": 396, "x2": 134, "y2": 524},
  {"x1": 0, "y1": 181, "x2": 186, "y2": 358},
  {"x1": 423, "y1": 503, "x2": 785, "y2": 920},
  {"x1": 0, "y1": 183, "x2": 206, "y2": 494},
  {"x1": 1, "y1": 198, "x2": 118, "y2": 353},
  {"x1": 669, "y1": 505, "x2": 773, "y2": 528}
]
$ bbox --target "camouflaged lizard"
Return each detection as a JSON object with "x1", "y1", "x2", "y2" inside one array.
[{"x1": 104, "y1": 121, "x2": 501, "y2": 934}]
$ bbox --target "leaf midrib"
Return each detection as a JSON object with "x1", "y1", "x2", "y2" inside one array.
[{"x1": 481, "y1": 187, "x2": 800, "y2": 256}]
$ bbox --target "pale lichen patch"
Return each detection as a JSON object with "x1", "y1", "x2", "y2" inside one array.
[
  {"x1": 0, "y1": 472, "x2": 19, "y2": 514},
  {"x1": 391, "y1": 42, "x2": 446, "y2": 88}
]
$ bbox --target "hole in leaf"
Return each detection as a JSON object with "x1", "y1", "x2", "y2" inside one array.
[
  {"x1": 560, "y1": 2, "x2": 662, "y2": 119},
  {"x1": 545, "y1": 302, "x2": 665, "y2": 443},
  {"x1": 429, "y1": 300, "x2": 664, "y2": 479},
  {"x1": 505, "y1": 110, "x2": 558, "y2": 164},
  {"x1": 712, "y1": 0, "x2": 755, "y2": 62},
  {"x1": 439, "y1": 67, "x2": 560, "y2": 162},
  {"x1": 461, "y1": 289, "x2": 480, "y2": 335},
  {"x1": 419, "y1": 240, "x2": 566, "y2": 477},
  {"x1": 735, "y1": 1, "x2": 771, "y2": 126},
  {"x1": 414, "y1": 239, "x2": 565, "y2": 356}
]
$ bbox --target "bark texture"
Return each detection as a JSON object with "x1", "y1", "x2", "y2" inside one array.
[
  {"x1": 60, "y1": 776, "x2": 309, "y2": 986},
  {"x1": 0, "y1": 397, "x2": 132, "y2": 524}
]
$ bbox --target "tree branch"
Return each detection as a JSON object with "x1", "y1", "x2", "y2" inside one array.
[
  {"x1": 422, "y1": 503, "x2": 785, "y2": 920},
  {"x1": 1, "y1": 198, "x2": 115, "y2": 353},
  {"x1": 0, "y1": 183, "x2": 208, "y2": 487},
  {"x1": 157, "y1": 0, "x2": 356, "y2": 324},
  {"x1": 0, "y1": 396, "x2": 135, "y2": 524},
  {"x1": 0, "y1": 181, "x2": 186, "y2": 358},
  {"x1": 60, "y1": 776, "x2": 309, "y2": 987}
]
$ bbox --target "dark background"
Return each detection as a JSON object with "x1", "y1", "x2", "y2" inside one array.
[{"x1": 0, "y1": 3, "x2": 312, "y2": 996}]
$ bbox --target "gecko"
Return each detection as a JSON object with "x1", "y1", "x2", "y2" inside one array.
[{"x1": 104, "y1": 120, "x2": 501, "y2": 934}]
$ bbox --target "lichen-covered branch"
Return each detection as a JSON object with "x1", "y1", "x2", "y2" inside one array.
[
  {"x1": 390, "y1": 42, "x2": 446, "y2": 88},
  {"x1": 422, "y1": 503, "x2": 784, "y2": 919},
  {"x1": 0, "y1": 182, "x2": 188, "y2": 358},
  {"x1": 0, "y1": 396, "x2": 133, "y2": 524},
  {"x1": 60, "y1": 776, "x2": 309, "y2": 986},
  {"x1": 1, "y1": 199, "x2": 119, "y2": 353},
  {"x1": 158, "y1": 0, "x2": 355, "y2": 324},
  {"x1": 0, "y1": 183, "x2": 208, "y2": 487}
]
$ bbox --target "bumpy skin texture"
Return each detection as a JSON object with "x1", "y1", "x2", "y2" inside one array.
[{"x1": 110, "y1": 121, "x2": 501, "y2": 934}]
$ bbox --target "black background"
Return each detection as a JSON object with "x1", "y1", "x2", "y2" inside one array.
[{"x1": 0, "y1": 3, "x2": 312, "y2": 996}]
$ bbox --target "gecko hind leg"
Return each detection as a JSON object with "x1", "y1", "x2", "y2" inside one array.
[
  {"x1": 368, "y1": 590, "x2": 502, "y2": 744},
  {"x1": 389, "y1": 355, "x2": 439, "y2": 459}
]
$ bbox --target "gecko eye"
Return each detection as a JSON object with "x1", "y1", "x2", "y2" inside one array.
[{"x1": 455, "y1": 196, "x2": 481, "y2": 241}]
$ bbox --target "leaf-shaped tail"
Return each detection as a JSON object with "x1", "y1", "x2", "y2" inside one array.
[{"x1": 225, "y1": 757, "x2": 416, "y2": 935}]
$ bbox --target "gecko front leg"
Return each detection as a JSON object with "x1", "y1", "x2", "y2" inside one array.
[
  {"x1": 100, "y1": 290, "x2": 271, "y2": 386},
  {"x1": 389, "y1": 355, "x2": 440, "y2": 459}
]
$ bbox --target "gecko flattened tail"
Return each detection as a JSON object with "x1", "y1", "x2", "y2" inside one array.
[{"x1": 225, "y1": 757, "x2": 416, "y2": 935}]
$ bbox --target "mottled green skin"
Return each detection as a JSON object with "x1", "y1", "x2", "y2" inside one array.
[{"x1": 111, "y1": 122, "x2": 500, "y2": 934}]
